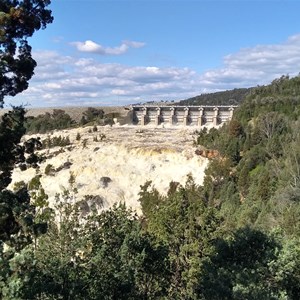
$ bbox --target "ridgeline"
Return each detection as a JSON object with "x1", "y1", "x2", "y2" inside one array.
[{"x1": 178, "y1": 87, "x2": 251, "y2": 106}]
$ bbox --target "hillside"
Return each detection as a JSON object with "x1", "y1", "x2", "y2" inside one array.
[
  {"x1": 195, "y1": 74, "x2": 300, "y2": 235},
  {"x1": 179, "y1": 87, "x2": 251, "y2": 106}
]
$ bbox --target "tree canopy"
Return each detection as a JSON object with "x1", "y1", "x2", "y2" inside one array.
[
  {"x1": 0, "y1": 1, "x2": 53, "y2": 297},
  {"x1": 0, "y1": 0, "x2": 53, "y2": 106},
  {"x1": 179, "y1": 88, "x2": 251, "y2": 106}
]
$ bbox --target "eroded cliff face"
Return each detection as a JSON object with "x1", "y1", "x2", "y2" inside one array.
[{"x1": 10, "y1": 126, "x2": 209, "y2": 213}]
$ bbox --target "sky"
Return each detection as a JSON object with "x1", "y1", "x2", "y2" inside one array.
[{"x1": 6, "y1": 0, "x2": 300, "y2": 107}]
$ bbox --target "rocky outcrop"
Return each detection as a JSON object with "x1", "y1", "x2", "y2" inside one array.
[
  {"x1": 195, "y1": 149, "x2": 219, "y2": 159},
  {"x1": 10, "y1": 126, "x2": 209, "y2": 213}
]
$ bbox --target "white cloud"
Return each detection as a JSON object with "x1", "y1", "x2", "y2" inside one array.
[
  {"x1": 123, "y1": 40, "x2": 145, "y2": 48},
  {"x1": 201, "y1": 34, "x2": 300, "y2": 89},
  {"x1": 6, "y1": 33, "x2": 300, "y2": 107},
  {"x1": 71, "y1": 40, "x2": 145, "y2": 55},
  {"x1": 11, "y1": 50, "x2": 199, "y2": 107}
]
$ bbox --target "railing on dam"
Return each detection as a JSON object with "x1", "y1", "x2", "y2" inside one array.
[{"x1": 129, "y1": 105, "x2": 238, "y2": 126}]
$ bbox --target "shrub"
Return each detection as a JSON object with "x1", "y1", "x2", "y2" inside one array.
[
  {"x1": 42, "y1": 135, "x2": 71, "y2": 149},
  {"x1": 82, "y1": 139, "x2": 88, "y2": 148},
  {"x1": 99, "y1": 134, "x2": 106, "y2": 141},
  {"x1": 45, "y1": 164, "x2": 55, "y2": 176},
  {"x1": 99, "y1": 177, "x2": 112, "y2": 188},
  {"x1": 25, "y1": 110, "x2": 75, "y2": 134}
]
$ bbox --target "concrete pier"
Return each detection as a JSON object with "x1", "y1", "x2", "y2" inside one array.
[
  {"x1": 198, "y1": 107, "x2": 204, "y2": 126},
  {"x1": 213, "y1": 107, "x2": 219, "y2": 126},
  {"x1": 169, "y1": 107, "x2": 175, "y2": 125}
]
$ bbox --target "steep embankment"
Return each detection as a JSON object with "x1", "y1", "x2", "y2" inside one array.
[{"x1": 10, "y1": 126, "x2": 208, "y2": 213}]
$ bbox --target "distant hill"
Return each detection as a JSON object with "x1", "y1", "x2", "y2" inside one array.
[
  {"x1": 178, "y1": 87, "x2": 252, "y2": 106},
  {"x1": 0, "y1": 106, "x2": 127, "y2": 123}
]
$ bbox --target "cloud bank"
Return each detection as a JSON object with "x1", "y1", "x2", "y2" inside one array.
[
  {"x1": 200, "y1": 34, "x2": 300, "y2": 89},
  {"x1": 71, "y1": 40, "x2": 145, "y2": 55},
  {"x1": 9, "y1": 34, "x2": 300, "y2": 107}
]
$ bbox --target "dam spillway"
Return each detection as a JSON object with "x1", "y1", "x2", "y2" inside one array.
[{"x1": 129, "y1": 105, "x2": 238, "y2": 126}]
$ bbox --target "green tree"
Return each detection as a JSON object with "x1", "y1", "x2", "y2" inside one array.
[
  {"x1": 82, "y1": 107, "x2": 104, "y2": 124},
  {"x1": 0, "y1": 1, "x2": 53, "y2": 298},
  {"x1": 30, "y1": 201, "x2": 170, "y2": 300},
  {"x1": 25, "y1": 109, "x2": 75, "y2": 133},
  {"x1": 0, "y1": 109, "x2": 45, "y2": 249},
  {"x1": 27, "y1": 193, "x2": 88, "y2": 299},
  {"x1": 270, "y1": 236, "x2": 300, "y2": 299},
  {"x1": 85, "y1": 204, "x2": 170, "y2": 299},
  {"x1": 143, "y1": 176, "x2": 221, "y2": 299},
  {"x1": 0, "y1": 109, "x2": 48, "y2": 299},
  {"x1": 0, "y1": 0, "x2": 53, "y2": 106},
  {"x1": 203, "y1": 157, "x2": 233, "y2": 205},
  {"x1": 138, "y1": 180, "x2": 163, "y2": 220},
  {"x1": 201, "y1": 227, "x2": 280, "y2": 300}
]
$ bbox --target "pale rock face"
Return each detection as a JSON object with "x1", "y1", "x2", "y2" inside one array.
[{"x1": 10, "y1": 125, "x2": 209, "y2": 213}]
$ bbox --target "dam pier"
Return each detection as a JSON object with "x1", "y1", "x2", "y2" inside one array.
[{"x1": 129, "y1": 105, "x2": 237, "y2": 127}]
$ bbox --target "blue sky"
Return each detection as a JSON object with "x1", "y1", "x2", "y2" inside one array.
[{"x1": 8, "y1": 0, "x2": 300, "y2": 107}]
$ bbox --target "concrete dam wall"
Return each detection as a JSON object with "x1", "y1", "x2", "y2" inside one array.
[
  {"x1": 1, "y1": 105, "x2": 237, "y2": 127},
  {"x1": 130, "y1": 105, "x2": 238, "y2": 126}
]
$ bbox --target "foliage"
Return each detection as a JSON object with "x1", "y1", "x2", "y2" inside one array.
[
  {"x1": 0, "y1": 108, "x2": 45, "y2": 250},
  {"x1": 200, "y1": 227, "x2": 281, "y2": 299},
  {"x1": 0, "y1": 110, "x2": 48, "y2": 299},
  {"x1": 0, "y1": 244, "x2": 36, "y2": 300},
  {"x1": 139, "y1": 176, "x2": 221, "y2": 299},
  {"x1": 137, "y1": 175, "x2": 300, "y2": 299},
  {"x1": 179, "y1": 88, "x2": 251, "y2": 106},
  {"x1": 270, "y1": 236, "x2": 300, "y2": 299},
  {"x1": 82, "y1": 138, "x2": 88, "y2": 148},
  {"x1": 80, "y1": 107, "x2": 105, "y2": 125},
  {"x1": 25, "y1": 109, "x2": 75, "y2": 133},
  {"x1": 196, "y1": 74, "x2": 300, "y2": 236},
  {"x1": 0, "y1": 0, "x2": 53, "y2": 106},
  {"x1": 0, "y1": 1, "x2": 53, "y2": 298},
  {"x1": 203, "y1": 157, "x2": 235, "y2": 205},
  {"x1": 41, "y1": 134, "x2": 71, "y2": 149},
  {"x1": 28, "y1": 200, "x2": 170, "y2": 300},
  {"x1": 138, "y1": 180, "x2": 163, "y2": 220},
  {"x1": 44, "y1": 163, "x2": 55, "y2": 176},
  {"x1": 80, "y1": 108, "x2": 120, "y2": 126},
  {"x1": 76, "y1": 132, "x2": 81, "y2": 141},
  {"x1": 24, "y1": 108, "x2": 121, "y2": 133},
  {"x1": 4, "y1": 174, "x2": 298, "y2": 299}
]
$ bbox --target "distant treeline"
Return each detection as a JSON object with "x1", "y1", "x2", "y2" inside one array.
[
  {"x1": 25, "y1": 107, "x2": 121, "y2": 134},
  {"x1": 178, "y1": 87, "x2": 251, "y2": 106}
]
